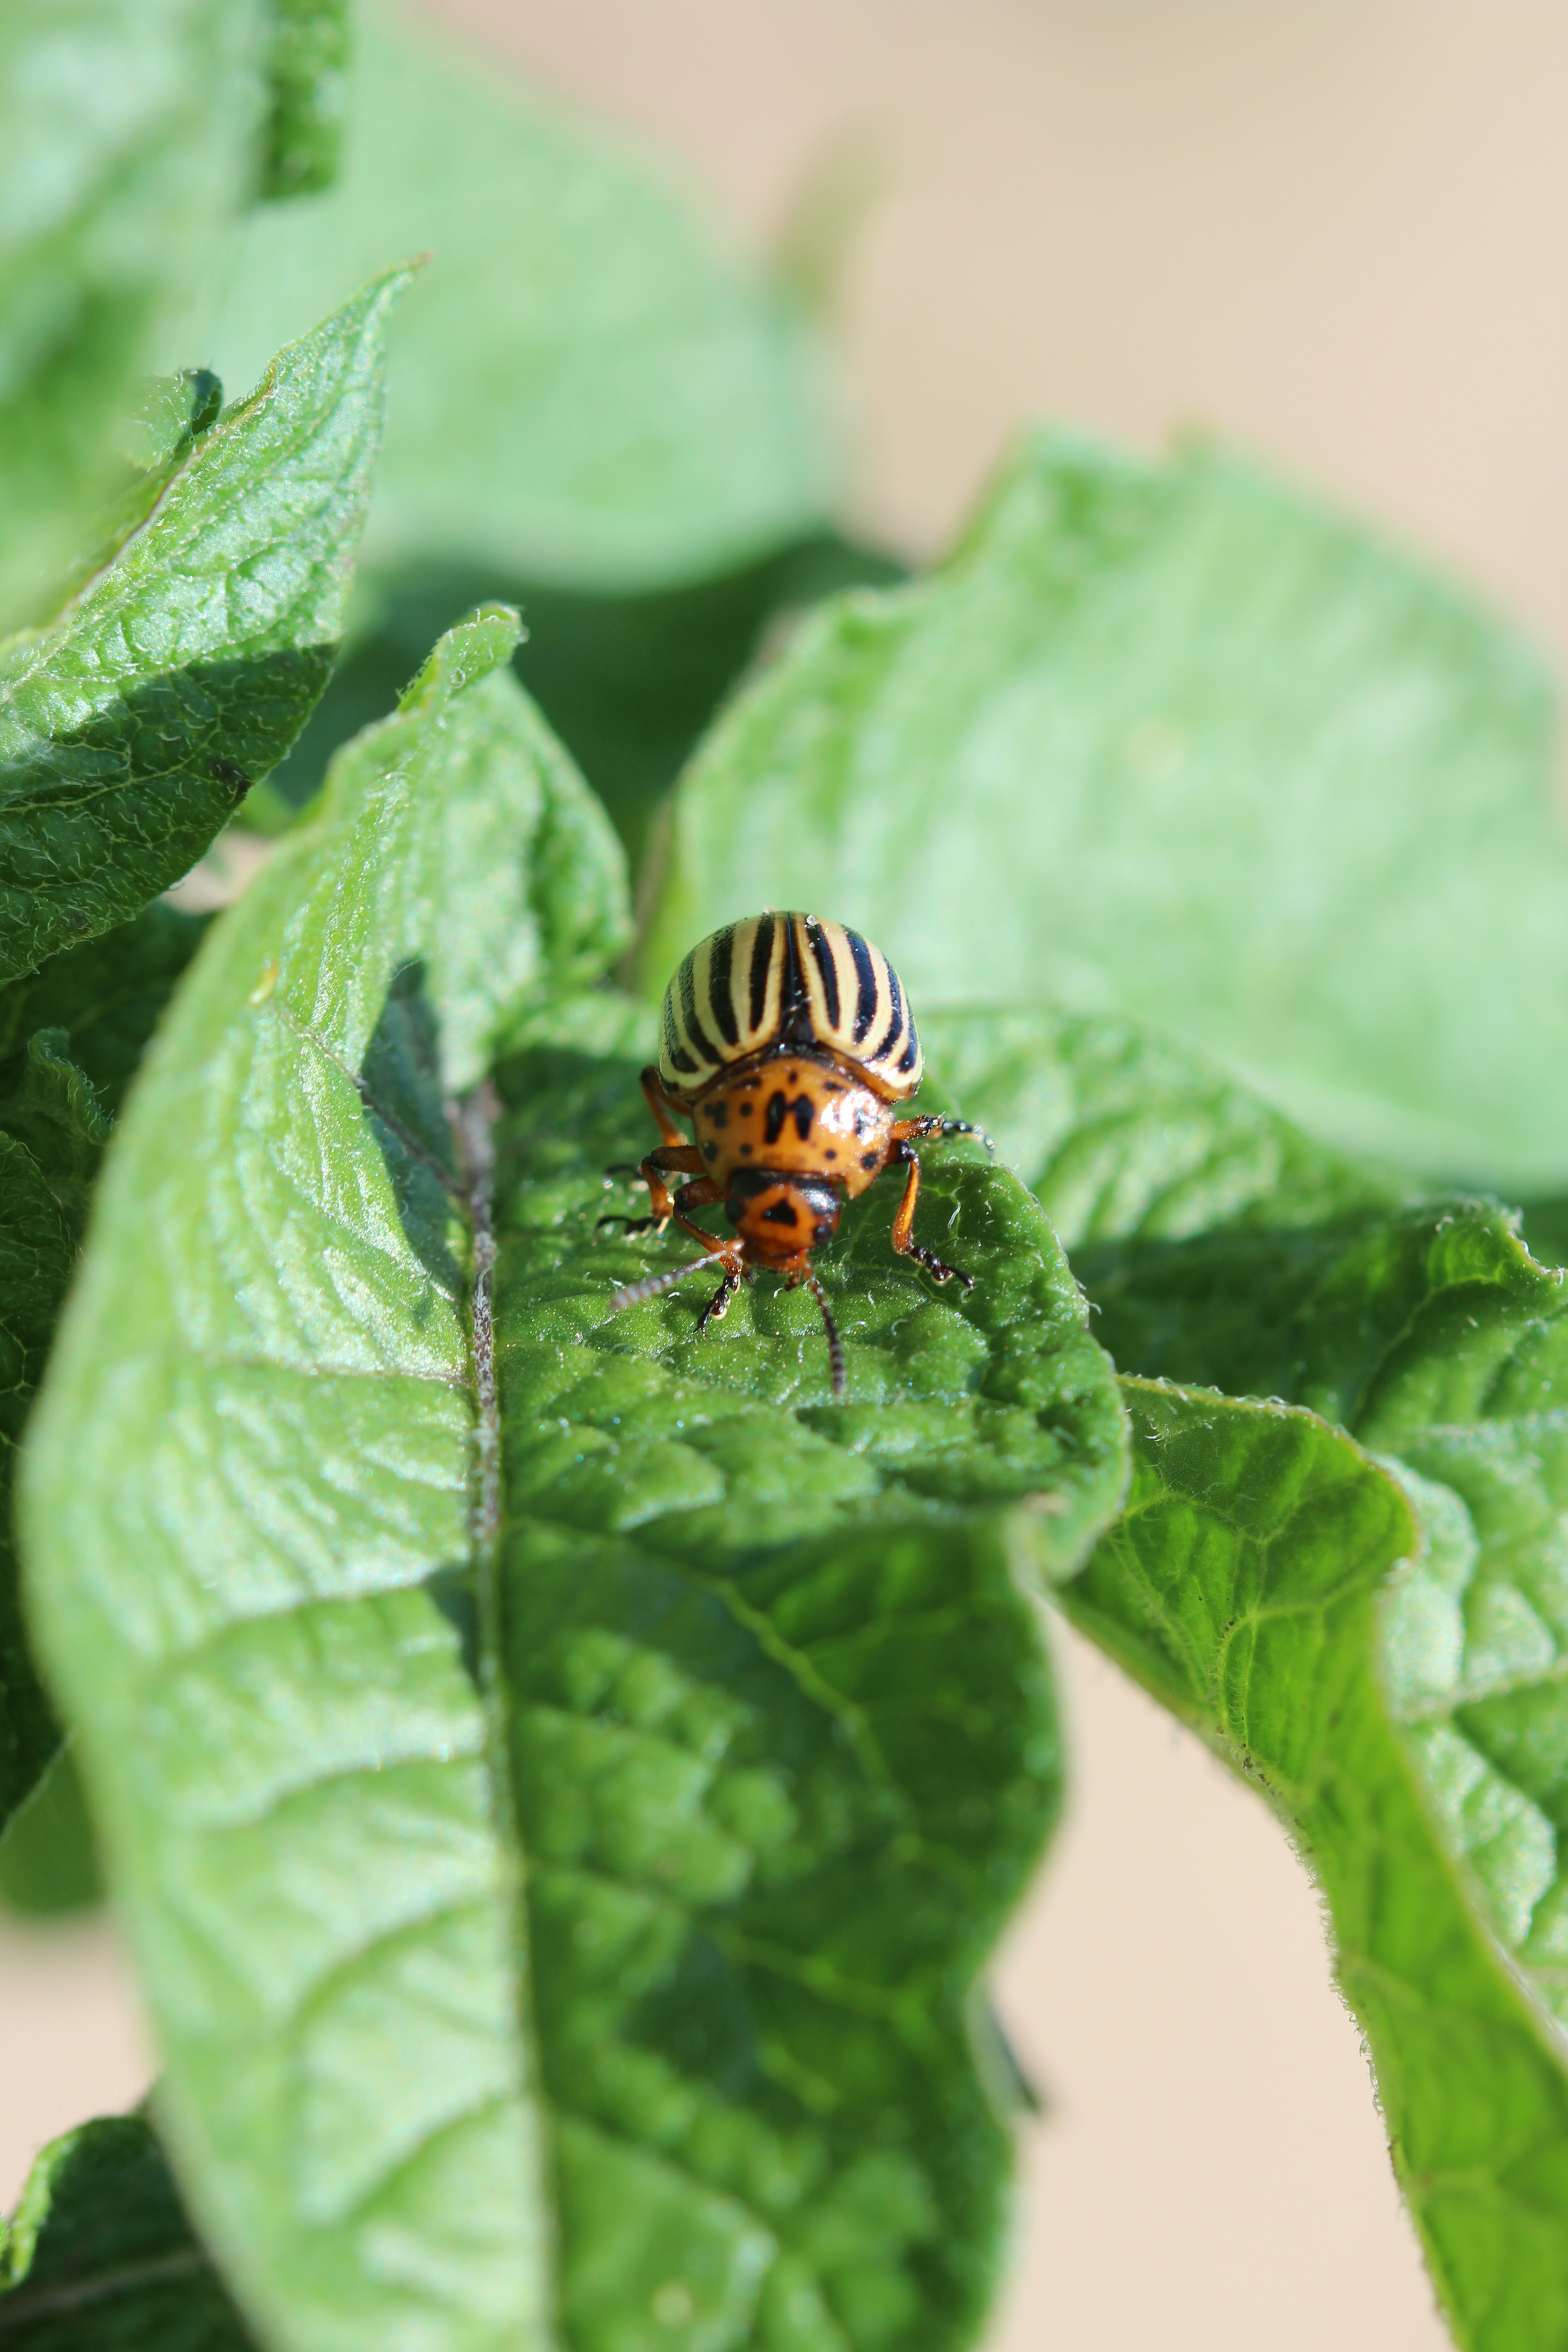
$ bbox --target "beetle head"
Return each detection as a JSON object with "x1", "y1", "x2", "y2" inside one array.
[{"x1": 725, "y1": 1167, "x2": 841, "y2": 1265}]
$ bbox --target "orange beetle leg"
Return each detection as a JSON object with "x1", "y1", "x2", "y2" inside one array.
[
  {"x1": 888, "y1": 1142, "x2": 974, "y2": 1292},
  {"x1": 641, "y1": 1065, "x2": 689, "y2": 1148},
  {"x1": 598, "y1": 1143, "x2": 705, "y2": 1236}
]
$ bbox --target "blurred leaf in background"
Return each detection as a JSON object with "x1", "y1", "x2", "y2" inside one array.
[
  {"x1": 0, "y1": 0, "x2": 266, "y2": 631},
  {"x1": 0, "y1": 1748, "x2": 102, "y2": 1918},
  {"x1": 0, "y1": 2114, "x2": 250, "y2": 2346},
  {"x1": 643, "y1": 434, "x2": 1568, "y2": 1195},
  {"x1": 257, "y1": 535, "x2": 902, "y2": 869},
  {"x1": 207, "y1": 7, "x2": 877, "y2": 864},
  {"x1": 207, "y1": 11, "x2": 839, "y2": 594},
  {"x1": 262, "y1": 0, "x2": 349, "y2": 201}
]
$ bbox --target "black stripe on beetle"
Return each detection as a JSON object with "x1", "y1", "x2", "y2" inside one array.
[
  {"x1": 679, "y1": 953, "x2": 723, "y2": 1068},
  {"x1": 663, "y1": 991, "x2": 698, "y2": 1075},
  {"x1": 748, "y1": 915, "x2": 776, "y2": 1034},
  {"x1": 848, "y1": 929, "x2": 880, "y2": 1044},
  {"x1": 708, "y1": 925, "x2": 740, "y2": 1047},
  {"x1": 806, "y1": 916, "x2": 840, "y2": 1028},
  {"x1": 870, "y1": 960, "x2": 904, "y2": 1064}
]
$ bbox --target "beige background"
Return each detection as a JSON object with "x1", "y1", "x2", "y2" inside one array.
[{"x1": 11, "y1": 6, "x2": 1568, "y2": 2345}]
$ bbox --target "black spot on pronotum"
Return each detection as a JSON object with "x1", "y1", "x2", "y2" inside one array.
[
  {"x1": 859, "y1": 1151, "x2": 877, "y2": 1170},
  {"x1": 762, "y1": 1197, "x2": 800, "y2": 1226},
  {"x1": 765, "y1": 1093, "x2": 813, "y2": 1146},
  {"x1": 208, "y1": 756, "x2": 252, "y2": 801},
  {"x1": 706, "y1": 1100, "x2": 729, "y2": 1129}
]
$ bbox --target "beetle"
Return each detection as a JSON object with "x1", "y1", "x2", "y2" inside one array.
[{"x1": 598, "y1": 911, "x2": 986, "y2": 1399}]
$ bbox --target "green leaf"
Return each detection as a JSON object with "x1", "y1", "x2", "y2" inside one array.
[
  {"x1": 0, "y1": 1133, "x2": 68, "y2": 1826},
  {"x1": 205, "y1": 11, "x2": 839, "y2": 595},
  {"x1": 917, "y1": 1004, "x2": 1406, "y2": 1249},
  {"x1": 924, "y1": 1001, "x2": 1568, "y2": 2347},
  {"x1": 262, "y1": 0, "x2": 349, "y2": 201},
  {"x1": 0, "y1": 1032, "x2": 111, "y2": 1235},
  {"x1": 21, "y1": 617, "x2": 1127, "y2": 2349},
  {"x1": 0, "y1": 0, "x2": 268, "y2": 632},
  {"x1": 1079, "y1": 1191, "x2": 1565, "y2": 1441},
  {"x1": 642, "y1": 434, "x2": 1568, "y2": 1192},
  {"x1": 0, "y1": 2113, "x2": 252, "y2": 2347},
  {"x1": 0, "y1": 906, "x2": 211, "y2": 1839},
  {"x1": 1071, "y1": 1380, "x2": 1568, "y2": 2352},
  {"x1": 0, "y1": 1746, "x2": 103, "y2": 1917},
  {"x1": 0, "y1": 901, "x2": 210, "y2": 1117},
  {"x1": 0, "y1": 269, "x2": 409, "y2": 986}
]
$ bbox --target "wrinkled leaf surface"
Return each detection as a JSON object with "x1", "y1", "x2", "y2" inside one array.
[{"x1": 22, "y1": 613, "x2": 1127, "y2": 2352}]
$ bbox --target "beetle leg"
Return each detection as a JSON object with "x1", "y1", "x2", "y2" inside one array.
[
  {"x1": 598, "y1": 1145, "x2": 705, "y2": 1234},
  {"x1": 698, "y1": 1264, "x2": 742, "y2": 1334},
  {"x1": 888, "y1": 1142, "x2": 975, "y2": 1291},
  {"x1": 641, "y1": 1065, "x2": 689, "y2": 1148},
  {"x1": 890, "y1": 1112, "x2": 995, "y2": 1156},
  {"x1": 666, "y1": 1176, "x2": 733, "y2": 1256}
]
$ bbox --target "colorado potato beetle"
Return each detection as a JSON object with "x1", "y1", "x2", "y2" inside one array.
[{"x1": 599, "y1": 912, "x2": 987, "y2": 1399}]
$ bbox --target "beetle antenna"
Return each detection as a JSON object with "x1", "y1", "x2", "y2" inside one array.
[
  {"x1": 608, "y1": 1250, "x2": 731, "y2": 1313},
  {"x1": 804, "y1": 1266, "x2": 846, "y2": 1402}
]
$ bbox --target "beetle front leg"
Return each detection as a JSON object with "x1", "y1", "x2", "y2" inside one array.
[
  {"x1": 698, "y1": 1263, "x2": 743, "y2": 1335},
  {"x1": 641, "y1": 1066, "x2": 690, "y2": 1148},
  {"x1": 890, "y1": 1112, "x2": 994, "y2": 1154},
  {"x1": 888, "y1": 1142, "x2": 975, "y2": 1291},
  {"x1": 598, "y1": 1143, "x2": 705, "y2": 1237}
]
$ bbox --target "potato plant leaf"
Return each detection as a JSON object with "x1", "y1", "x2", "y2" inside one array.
[
  {"x1": 0, "y1": 1746, "x2": 103, "y2": 1917},
  {"x1": 916, "y1": 1004, "x2": 1406, "y2": 1249},
  {"x1": 0, "y1": 906, "x2": 212, "y2": 1838},
  {"x1": 0, "y1": 269, "x2": 409, "y2": 985},
  {"x1": 0, "y1": 1031, "x2": 111, "y2": 1235},
  {"x1": 0, "y1": 1137, "x2": 70, "y2": 1823},
  {"x1": 0, "y1": 0, "x2": 268, "y2": 630},
  {"x1": 0, "y1": 902, "x2": 211, "y2": 1116},
  {"x1": 643, "y1": 435, "x2": 1568, "y2": 1191},
  {"x1": 21, "y1": 613, "x2": 1126, "y2": 2352},
  {"x1": 1072, "y1": 1382, "x2": 1568, "y2": 2352},
  {"x1": 922, "y1": 1002, "x2": 1568, "y2": 2350},
  {"x1": 484, "y1": 1012, "x2": 1127, "y2": 2352},
  {"x1": 262, "y1": 0, "x2": 349, "y2": 201},
  {"x1": 0, "y1": 2113, "x2": 252, "y2": 2349},
  {"x1": 206, "y1": 11, "x2": 838, "y2": 593}
]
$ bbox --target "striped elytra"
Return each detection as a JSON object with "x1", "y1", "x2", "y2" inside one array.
[{"x1": 657, "y1": 913, "x2": 923, "y2": 1099}]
